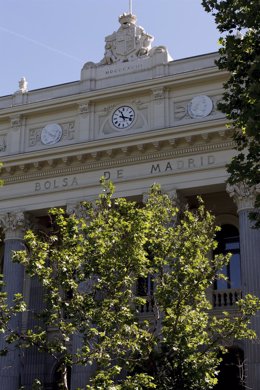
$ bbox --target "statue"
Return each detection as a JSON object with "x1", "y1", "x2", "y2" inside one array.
[{"x1": 17, "y1": 77, "x2": 28, "y2": 93}]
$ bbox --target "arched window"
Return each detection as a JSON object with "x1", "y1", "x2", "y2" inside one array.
[
  {"x1": 214, "y1": 224, "x2": 241, "y2": 290},
  {"x1": 214, "y1": 347, "x2": 245, "y2": 390}
]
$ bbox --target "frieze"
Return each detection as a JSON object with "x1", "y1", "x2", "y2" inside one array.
[
  {"x1": 28, "y1": 121, "x2": 75, "y2": 147},
  {"x1": 34, "y1": 176, "x2": 79, "y2": 192},
  {"x1": 1, "y1": 140, "x2": 235, "y2": 185},
  {"x1": 30, "y1": 153, "x2": 218, "y2": 195}
]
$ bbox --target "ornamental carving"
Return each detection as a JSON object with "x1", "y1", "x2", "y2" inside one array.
[
  {"x1": 174, "y1": 103, "x2": 188, "y2": 121},
  {"x1": 103, "y1": 104, "x2": 116, "y2": 115},
  {"x1": 226, "y1": 182, "x2": 260, "y2": 212},
  {"x1": 10, "y1": 115, "x2": 22, "y2": 128},
  {"x1": 153, "y1": 88, "x2": 165, "y2": 103},
  {"x1": 99, "y1": 13, "x2": 154, "y2": 65},
  {"x1": 79, "y1": 102, "x2": 91, "y2": 115},
  {"x1": 0, "y1": 211, "x2": 29, "y2": 239},
  {"x1": 28, "y1": 121, "x2": 75, "y2": 147}
]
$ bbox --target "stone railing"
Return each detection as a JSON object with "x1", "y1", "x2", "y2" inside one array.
[
  {"x1": 136, "y1": 296, "x2": 154, "y2": 315},
  {"x1": 213, "y1": 288, "x2": 242, "y2": 309}
]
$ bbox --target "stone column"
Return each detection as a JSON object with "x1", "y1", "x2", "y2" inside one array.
[
  {"x1": 67, "y1": 201, "x2": 95, "y2": 389},
  {"x1": 0, "y1": 211, "x2": 28, "y2": 390},
  {"x1": 227, "y1": 183, "x2": 260, "y2": 389}
]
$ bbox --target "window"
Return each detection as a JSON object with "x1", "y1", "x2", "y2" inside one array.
[
  {"x1": 137, "y1": 275, "x2": 154, "y2": 297},
  {"x1": 136, "y1": 275, "x2": 154, "y2": 314},
  {"x1": 214, "y1": 225, "x2": 241, "y2": 290}
]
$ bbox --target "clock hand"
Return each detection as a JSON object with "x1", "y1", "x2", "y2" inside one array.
[{"x1": 118, "y1": 110, "x2": 127, "y2": 120}]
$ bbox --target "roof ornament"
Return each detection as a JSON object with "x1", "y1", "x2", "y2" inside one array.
[
  {"x1": 16, "y1": 77, "x2": 28, "y2": 93},
  {"x1": 98, "y1": 12, "x2": 154, "y2": 65}
]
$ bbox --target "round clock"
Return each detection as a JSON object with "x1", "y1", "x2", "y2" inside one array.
[
  {"x1": 41, "y1": 123, "x2": 63, "y2": 145},
  {"x1": 188, "y1": 95, "x2": 213, "y2": 119},
  {"x1": 112, "y1": 106, "x2": 135, "y2": 130}
]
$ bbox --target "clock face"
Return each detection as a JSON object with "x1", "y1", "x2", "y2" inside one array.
[
  {"x1": 41, "y1": 124, "x2": 63, "y2": 145},
  {"x1": 112, "y1": 106, "x2": 135, "y2": 129}
]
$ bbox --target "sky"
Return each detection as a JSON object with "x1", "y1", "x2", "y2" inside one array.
[{"x1": 0, "y1": 0, "x2": 220, "y2": 97}]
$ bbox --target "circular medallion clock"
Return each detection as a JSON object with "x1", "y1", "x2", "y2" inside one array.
[
  {"x1": 188, "y1": 95, "x2": 213, "y2": 119},
  {"x1": 41, "y1": 123, "x2": 63, "y2": 145},
  {"x1": 112, "y1": 106, "x2": 135, "y2": 130}
]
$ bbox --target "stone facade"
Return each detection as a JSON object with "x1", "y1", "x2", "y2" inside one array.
[{"x1": 0, "y1": 12, "x2": 259, "y2": 390}]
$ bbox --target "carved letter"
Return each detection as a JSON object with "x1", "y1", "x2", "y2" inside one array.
[
  {"x1": 188, "y1": 159, "x2": 196, "y2": 168},
  {"x1": 151, "y1": 164, "x2": 161, "y2": 174},
  {"x1": 117, "y1": 169, "x2": 124, "y2": 179},
  {"x1": 208, "y1": 155, "x2": 215, "y2": 165},
  {"x1": 35, "y1": 182, "x2": 41, "y2": 192},
  {"x1": 177, "y1": 160, "x2": 184, "y2": 170},
  {"x1": 63, "y1": 178, "x2": 69, "y2": 187},
  {"x1": 71, "y1": 177, "x2": 79, "y2": 187},
  {"x1": 104, "y1": 171, "x2": 111, "y2": 180},
  {"x1": 165, "y1": 162, "x2": 173, "y2": 172},
  {"x1": 54, "y1": 180, "x2": 59, "y2": 189},
  {"x1": 44, "y1": 181, "x2": 51, "y2": 190}
]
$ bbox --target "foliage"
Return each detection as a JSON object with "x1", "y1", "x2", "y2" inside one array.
[
  {"x1": 0, "y1": 181, "x2": 260, "y2": 390},
  {"x1": 201, "y1": 0, "x2": 260, "y2": 226}
]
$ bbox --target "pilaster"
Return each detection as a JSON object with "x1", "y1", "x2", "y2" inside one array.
[{"x1": 0, "y1": 211, "x2": 28, "y2": 390}]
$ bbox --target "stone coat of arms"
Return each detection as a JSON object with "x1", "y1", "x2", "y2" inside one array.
[{"x1": 100, "y1": 13, "x2": 154, "y2": 64}]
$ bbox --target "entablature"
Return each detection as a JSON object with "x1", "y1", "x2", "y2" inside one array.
[{"x1": 0, "y1": 120, "x2": 234, "y2": 183}]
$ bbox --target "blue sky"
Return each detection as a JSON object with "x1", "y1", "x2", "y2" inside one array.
[{"x1": 0, "y1": 0, "x2": 220, "y2": 96}]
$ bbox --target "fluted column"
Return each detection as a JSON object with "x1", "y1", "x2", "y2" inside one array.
[
  {"x1": 227, "y1": 183, "x2": 260, "y2": 389},
  {"x1": 0, "y1": 211, "x2": 28, "y2": 390},
  {"x1": 67, "y1": 201, "x2": 95, "y2": 389}
]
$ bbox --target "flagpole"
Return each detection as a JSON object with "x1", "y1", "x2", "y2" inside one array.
[{"x1": 129, "y1": 0, "x2": 132, "y2": 14}]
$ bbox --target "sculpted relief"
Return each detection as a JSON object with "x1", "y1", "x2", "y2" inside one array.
[
  {"x1": 99, "y1": 13, "x2": 154, "y2": 65},
  {"x1": 28, "y1": 121, "x2": 75, "y2": 147},
  {"x1": 82, "y1": 13, "x2": 169, "y2": 70}
]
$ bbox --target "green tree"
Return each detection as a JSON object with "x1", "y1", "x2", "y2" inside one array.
[
  {"x1": 0, "y1": 181, "x2": 259, "y2": 390},
  {"x1": 201, "y1": 0, "x2": 260, "y2": 226}
]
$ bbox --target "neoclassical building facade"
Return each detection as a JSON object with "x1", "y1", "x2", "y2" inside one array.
[{"x1": 0, "y1": 12, "x2": 259, "y2": 390}]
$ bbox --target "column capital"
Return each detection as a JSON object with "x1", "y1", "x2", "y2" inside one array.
[
  {"x1": 226, "y1": 182, "x2": 260, "y2": 212},
  {"x1": 0, "y1": 211, "x2": 29, "y2": 240}
]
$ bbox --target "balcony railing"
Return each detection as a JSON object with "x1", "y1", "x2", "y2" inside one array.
[
  {"x1": 136, "y1": 296, "x2": 154, "y2": 315},
  {"x1": 212, "y1": 288, "x2": 242, "y2": 309}
]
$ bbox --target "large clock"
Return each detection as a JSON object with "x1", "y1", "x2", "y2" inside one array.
[
  {"x1": 41, "y1": 123, "x2": 63, "y2": 145},
  {"x1": 112, "y1": 106, "x2": 135, "y2": 129}
]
